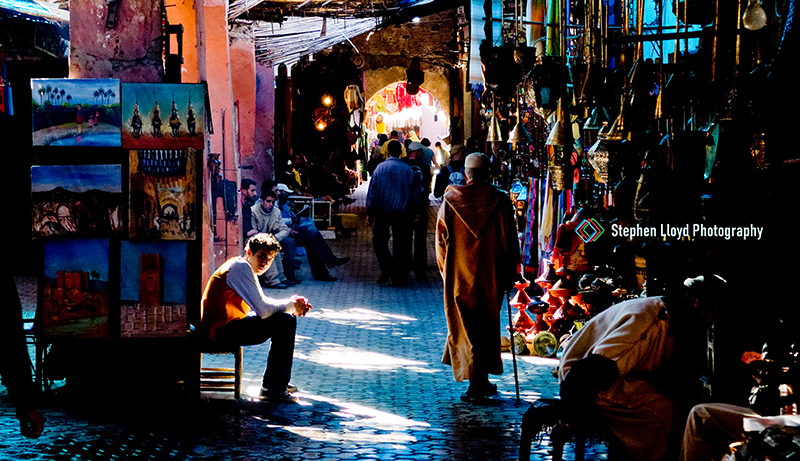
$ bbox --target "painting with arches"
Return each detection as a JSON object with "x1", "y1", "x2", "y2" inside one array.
[{"x1": 128, "y1": 148, "x2": 197, "y2": 240}]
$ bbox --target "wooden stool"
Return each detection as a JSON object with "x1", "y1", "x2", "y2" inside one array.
[{"x1": 199, "y1": 344, "x2": 243, "y2": 399}]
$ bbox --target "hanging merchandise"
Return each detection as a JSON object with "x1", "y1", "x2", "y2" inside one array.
[
  {"x1": 529, "y1": 57, "x2": 565, "y2": 117},
  {"x1": 587, "y1": 131, "x2": 610, "y2": 184},
  {"x1": 344, "y1": 84, "x2": 364, "y2": 112},
  {"x1": 743, "y1": 0, "x2": 768, "y2": 30},
  {"x1": 521, "y1": 178, "x2": 538, "y2": 267},
  {"x1": 405, "y1": 57, "x2": 425, "y2": 95}
]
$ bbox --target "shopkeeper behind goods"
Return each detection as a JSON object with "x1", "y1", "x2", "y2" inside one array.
[{"x1": 558, "y1": 274, "x2": 729, "y2": 461}]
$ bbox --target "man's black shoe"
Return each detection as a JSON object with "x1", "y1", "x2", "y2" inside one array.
[
  {"x1": 377, "y1": 273, "x2": 390, "y2": 285},
  {"x1": 327, "y1": 257, "x2": 351, "y2": 268},
  {"x1": 259, "y1": 389, "x2": 298, "y2": 403},
  {"x1": 284, "y1": 279, "x2": 302, "y2": 286},
  {"x1": 263, "y1": 282, "x2": 290, "y2": 289}
]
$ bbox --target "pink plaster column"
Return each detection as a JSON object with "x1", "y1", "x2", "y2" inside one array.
[
  {"x1": 231, "y1": 30, "x2": 256, "y2": 180},
  {"x1": 69, "y1": 0, "x2": 163, "y2": 81},
  {"x1": 196, "y1": 0, "x2": 238, "y2": 284},
  {"x1": 254, "y1": 62, "x2": 275, "y2": 183}
]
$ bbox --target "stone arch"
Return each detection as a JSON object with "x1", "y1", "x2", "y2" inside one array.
[{"x1": 363, "y1": 66, "x2": 450, "y2": 120}]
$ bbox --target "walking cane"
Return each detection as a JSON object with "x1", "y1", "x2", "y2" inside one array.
[{"x1": 506, "y1": 291, "x2": 521, "y2": 402}]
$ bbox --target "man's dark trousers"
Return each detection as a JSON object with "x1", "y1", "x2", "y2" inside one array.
[
  {"x1": 372, "y1": 213, "x2": 412, "y2": 283},
  {"x1": 214, "y1": 313, "x2": 296, "y2": 392}
]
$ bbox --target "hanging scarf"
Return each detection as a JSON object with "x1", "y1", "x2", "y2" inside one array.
[{"x1": 522, "y1": 177, "x2": 538, "y2": 267}]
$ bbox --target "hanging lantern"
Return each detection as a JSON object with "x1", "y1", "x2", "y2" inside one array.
[
  {"x1": 587, "y1": 131, "x2": 610, "y2": 184},
  {"x1": 546, "y1": 100, "x2": 573, "y2": 147},
  {"x1": 508, "y1": 119, "x2": 532, "y2": 149},
  {"x1": 529, "y1": 56, "x2": 565, "y2": 116},
  {"x1": 406, "y1": 57, "x2": 424, "y2": 95},
  {"x1": 549, "y1": 163, "x2": 568, "y2": 191},
  {"x1": 486, "y1": 102, "x2": 503, "y2": 143},
  {"x1": 344, "y1": 85, "x2": 363, "y2": 112},
  {"x1": 604, "y1": 95, "x2": 628, "y2": 142}
]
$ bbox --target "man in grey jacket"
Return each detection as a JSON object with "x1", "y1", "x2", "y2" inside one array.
[{"x1": 251, "y1": 189, "x2": 300, "y2": 289}]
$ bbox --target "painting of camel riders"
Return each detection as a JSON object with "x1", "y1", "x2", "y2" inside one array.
[
  {"x1": 129, "y1": 148, "x2": 197, "y2": 240},
  {"x1": 31, "y1": 79, "x2": 122, "y2": 146},
  {"x1": 121, "y1": 83, "x2": 205, "y2": 149},
  {"x1": 31, "y1": 164, "x2": 123, "y2": 238}
]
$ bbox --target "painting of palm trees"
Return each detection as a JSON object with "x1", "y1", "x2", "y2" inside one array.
[
  {"x1": 31, "y1": 79, "x2": 122, "y2": 146},
  {"x1": 121, "y1": 83, "x2": 205, "y2": 149}
]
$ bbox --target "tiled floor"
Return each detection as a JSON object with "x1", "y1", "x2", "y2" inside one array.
[{"x1": 2, "y1": 181, "x2": 608, "y2": 460}]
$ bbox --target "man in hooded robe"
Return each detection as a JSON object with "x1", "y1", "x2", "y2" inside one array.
[{"x1": 436, "y1": 153, "x2": 520, "y2": 401}]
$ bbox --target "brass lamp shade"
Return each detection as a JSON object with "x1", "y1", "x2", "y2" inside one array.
[
  {"x1": 486, "y1": 107, "x2": 503, "y2": 143},
  {"x1": 508, "y1": 120, "x2": 532, "y2": 147},
  {"x1": 546, "y1": 101, "x2": 573, "y2": 146},
  {"x1": 604, "y1": 95, "x2": 628, "y2": 142}
]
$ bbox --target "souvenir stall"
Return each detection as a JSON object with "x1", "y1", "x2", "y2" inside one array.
[
  {"x1": 28, "y1": 78, "x2": 209, "y2": 394},
  {"x1": 482, "y1": 0, "x2": 798, "y2": 384}
]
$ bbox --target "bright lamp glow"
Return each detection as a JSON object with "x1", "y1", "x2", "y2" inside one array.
[{"x1": 322, "y1": 96, "x2": 332, "y2": 106}]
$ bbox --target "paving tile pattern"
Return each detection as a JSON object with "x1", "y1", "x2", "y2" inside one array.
[{"x1": 2, "y1": 182, "x2": 608, "y2": 460}]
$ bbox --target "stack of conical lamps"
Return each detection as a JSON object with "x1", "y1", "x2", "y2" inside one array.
[
  {"x1": 508, "y1": 114, "x2": 532, "y2": 149},
  {"x1": 604, "y1": 95, "x2": 628, "y2": 142},
  {"x1": 546, "y1": 99, "x2": 573, "y2": 146},
  {"x1": 486, "y1": 99, "x2": 503, "y2": 143}
]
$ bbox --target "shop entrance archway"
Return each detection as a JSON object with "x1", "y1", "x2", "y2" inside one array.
[{"x1": 364, "y1": 81, "x2": 449, "y2": 145}]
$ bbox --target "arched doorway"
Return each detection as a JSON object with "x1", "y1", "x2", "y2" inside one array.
[{"x1": 364, "y1": 81, "x2": 449, "y2": 146}]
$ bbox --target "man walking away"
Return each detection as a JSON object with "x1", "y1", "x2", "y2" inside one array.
[
  {"x1": 366, "y1": 140, "x2": 415, "y2": 287},
  {"x1": 436, "y1": 153, "x2": 520, "y2": 401}
]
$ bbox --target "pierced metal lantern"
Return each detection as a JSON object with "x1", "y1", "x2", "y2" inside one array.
[{"x1": 587, "y1": 134, "x2": 610, "y2": 184}]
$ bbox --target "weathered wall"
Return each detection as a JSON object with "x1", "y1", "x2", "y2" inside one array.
[
  {"x1": 231, "y1": 26, "x2": 256, "y2": 162},
  {"x1": 69, "y1": 0, "x2": 163, "y2": 81},
  {"x1": 349, "y1": 9, "x2": 460, "y2": 133},
  {"x1": 166, "y1": 0, "x2": 199, "y2": 83}
]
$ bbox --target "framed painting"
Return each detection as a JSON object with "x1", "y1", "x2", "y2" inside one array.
[
  {"x1": 32, "y1": 78, "x2": 121, "y2": 146},
  {"x1": 31, "y1": 164, "x2": 123, "y2": 238},
  {"x1": 121, "y1": 83, "x2": 205, "y2": 149},
  {"x1": 129, "y1": 148, "x2": 197, "y2": 240},
  {"x1": 120, "y1": 241, "x2": 187, "y2": 338},
  {"x1": 41, "y1": 239, "x2": 110, "y2": 338}
]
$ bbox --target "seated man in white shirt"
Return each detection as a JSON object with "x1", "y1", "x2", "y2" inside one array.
[{"x1": 200, "y1": 233, "x2": 312, "y2": 402}]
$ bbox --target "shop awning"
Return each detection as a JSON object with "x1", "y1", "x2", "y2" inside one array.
[
  {"x1": 253, "y1": 16, "x2": 378, "y2": 68},
  {"x1": 0, "y1": 0, "x2": 67, "y2": 23}
]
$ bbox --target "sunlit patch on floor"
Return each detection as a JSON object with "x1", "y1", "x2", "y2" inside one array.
[
  {"x1": 296, "y1": 342, "x2": 435, "y2": 371},
  {"x1": 249, "y1": 393, "x2": 429, "y2": 445},
  {"x1": 307, "y1": 307, "x2": 417, "y2": 327}
]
